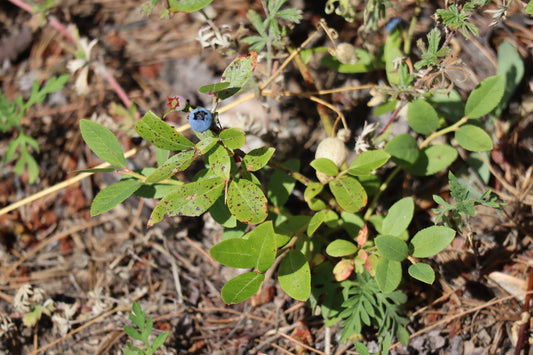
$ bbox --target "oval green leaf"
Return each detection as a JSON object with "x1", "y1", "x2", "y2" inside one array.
[
  {"x1": 329, "y1": 175, "x2": 367, "y2": 213},
  {"x1": 91, "y1": 179, "x2": 142, "y2": 216},
  {"x1": 465, "y1": 75, "x2": 505, "y2": 119},
  {"x1": 80, "y1": 119, "x2": 126, "y2": 168},
  {"x1": 348, "y1": 150, "x2": 390, "y2": 176},
  {"x1": 198, "y1": 82, "x2": 231, "y2": 94},
  {"x1": 220, "y1": 128, "x2": 246, "y2": 150},
  {"x1": 408, "y1": 263, "x2": 435, "y2": 284},
  {"x1": 384, "y1": 134, "x2": 419, "y2": 166},
  {"x1": 311, "y1": 158, "x2": 338, "y2": 177},
  {"x1": 210, "y1": 238, "x2": 255, "y2": 268},
  {"x1": 221, "y1": 272, "x2": 265, "y2": 304},
  {"x1": 410, "y1": 225, "x2": 455, "y2": 258},
  {"x1": 455, "y1": 124, "x2": 493, "y2": 152},
  {"x1": 168, "y1": 0, "x2": 214, "y2": 12},
  {"x1": 243, "y1": 147, "x2": 275, "y2": 172},
  {"x1": 304, "y1": 182, "x2": 323, "y2": 202},
  {"x1": 326, "y1": 239, "x2": 358, "y2": 257},
  {"x1": 375, "y1": 258, "x2": 402, "y2": 293},
  {"x1": 227, "y1": 178, "x2": 268, "y2": 224},
  {"x1": 278, "y1": 250, "x2": 311, "y2": 301},
  {"x1": 135, "y1": 111, "x2": 194, "y2": 151},
  {"x1": 407, "y1": 99, "x2": 439, "y2": 134},
  {"x1": 375, "y1": 235, "x2": 408, "y2": 262},
  {"x1": 307, "y1": 211, "x2": 326, "y2": 237},
  {"x1": 217, "y1": 52, "x2": 258, "y2": 100},
  {"x1": 206, "y1": 143, "x2": 232, "y2": 179},
  {"x1": 248, "y1": 221, "x2": 277, "y2": 272},
  {"x1": 382, "y1": 197, "x2": 414, "y2": 236},
  {"x1": 195, "y1": 136, "x2": 218, "y2": 154},
  {"x1": 148, "y1": 176, "x2": 225, "y2": 226},
  {"x1": 405, "y1": 145, "x2": 457, "y2": 176},
  {"x1": 146, "y1": 149, "x2": 197, "y2": 183}
]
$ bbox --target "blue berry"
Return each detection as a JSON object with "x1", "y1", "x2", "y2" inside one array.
[
  {"x1": 386, "y1": 17, "x2": 406, "y2": 33},
  {"x1": 189, "y1": 108, "x2": 213, "y2": 133}
]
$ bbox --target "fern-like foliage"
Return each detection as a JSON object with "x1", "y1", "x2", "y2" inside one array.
[{"x1": 338, "y1": 271, "x2": 409, "y2": 346}]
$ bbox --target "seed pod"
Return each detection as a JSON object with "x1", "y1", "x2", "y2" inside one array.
[
  {"x1": 315, "y1": 137, "x2": 348, "y2": 183},
  {"x1": 331, "y1": 43, "x2": 357, "y2": 65}
]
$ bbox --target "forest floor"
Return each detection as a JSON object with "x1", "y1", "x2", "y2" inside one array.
[{"x1": 1, "y1": 0, "x2": 533, "y2": 354}]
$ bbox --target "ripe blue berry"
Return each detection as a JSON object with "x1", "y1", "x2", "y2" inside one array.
[{"x1": 189, "y1": 108, "x2": 213, "y2": 133}]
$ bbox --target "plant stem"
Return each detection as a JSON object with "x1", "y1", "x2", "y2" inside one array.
[
  {"x1": 364, "y1": 166, "x2": 401, "y2": 221},
  {"x1": 420, "y1": 115, "x2": 468, "y2": 149}
]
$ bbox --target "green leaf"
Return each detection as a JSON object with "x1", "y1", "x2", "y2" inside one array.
[
  {"x1": 206, "y1": 143, "x2": 232, "y2": 179},
  {"x1": 304, "y1": 182, "x2": 323, "y2": 202},
  {"x1": 243, "y1": 147, "x2": 275, "y2": 171},
  {"x1": 329, "y1": 175, "x2": 367, "y2": 213},
  {"x1": 80, "y1": 119, "x2": 126, "y2": 168},
  {"x1": 404, "y1": 145, "x2": 458, "y2": 176},
  {"x1": 384, "y1": 29, "x2": 403, "y2": 85},
  {"x1": 267, "y1": 159, "x2": 298, "y2": 207},
  {"x1": 311, "y1": 158, "x2": 338, "y2": 176},
  {"x1": 408, "y1": 263, "x2": 435, "y2": 284},
  {"x1": 375, "y1": 258, "x2": 402, "y2": 293},
  {"x1": 209, "y1": 195, "x2": 237, "y2": 228},
  {"x1": 410, "y1": 226, "x2": 455, "y2": 258},
  {"x1": 278, "y1": 250, "x2": 311, "y2": 301},
  {"x1": 146, "y1": 149, "x2": 197, "y2": 182},
  {"x1": 382, "y1": 197, "x2": 414, "y2": 236},
  {"x1": 348, "y1": 150, "x2": 390, "y2": 176},
  {"x1": 124, "y1": 325, "x2": 143, "y2": 341},
  {"x1": 307, "y1": 211, "x2": 325, "y2": 237},
  {"x1": 221, "y1": 272, "x2": 264, "y2": 304},
  {"x1": 168, "y1": 0, "x2": 213, "y2": 12},
  {"x1": 375, "y1": 236, "x2": 408, "y2": 262},
  {"x1": 152, "y1": 331, "x2": 169, "y2": 351},
  {"x1": 464, "y1": 75, "x2": 505, "y2": 119},
  {"x1": 495, "y1": 41, "x2": 524, "y2": 116},
  {"x1": 148, "y1": 176, "x2": 225, "y2": 226},
  {"x1": 219, "y1": 128, "x2": 246, "y2": 150},
  {"x1": 91, "y1": 179, "x2": 141, "y2": 216},
  {"x1": 248, "y1": 221, "x2": 276, "y2": 272},
  {"x1": 198, "y1": 82, "x2": 231, "y2": 95},
  {"x1": 326, "y1": 239, "x2": 358, "y2": 257},
  {"x1": 429, "y1": 89, "x2": 465, "y2": 123},
  {"x1": 217, "y1": 52, "x2": 258, "y2": 100},
  {"x1": 210, "y1": 238, "x2": 256, "y2": 268},
  {"x1": 455, "y1": 124, "x2": 493, "y2": 151},
  {"x1": 135, "y1": 111, "x2": 194, "y2": 151},
  {"x1": 407, "y1": 99, "x2": 439, "y2": 134},
  {"x1": 195, "y1": 136, "x2": 218, "y2": 154},
  {"x1": 227, "y1": 178, "x2": 268, "y2": 224},
  {"x1": 527, "y1": 0, "x2": 533, "y2": 14},
  {"x1": 384, "y1": 134, "x2": 419, "y2": 166}
]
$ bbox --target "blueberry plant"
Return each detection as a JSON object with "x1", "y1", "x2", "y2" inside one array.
[{"x1": 79, "y1": 0, "x2": 523, "y2": 352}]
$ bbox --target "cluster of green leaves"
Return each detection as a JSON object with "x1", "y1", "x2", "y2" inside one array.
[
  {"x1": 123, "y1": 302, "x2": 169, "y2": 355},
  {"x1": 435, "y1": 0, "x2": 488, "y2": 38},
  {"x1": 339, "y1": 272, "x2": 409, "y2": 348},
  {"x1": 1, "y1": 74, "x2": 68, "y2": 183},
  {"x1": 241, "y1": 0, "x2": 302, "y2": 52},
  {"x1": 80, "y1": 0, "x2": 525, "y2": 352},
  {"x1": 433, "y1": 172, "x2": 504, "y2": 232}
]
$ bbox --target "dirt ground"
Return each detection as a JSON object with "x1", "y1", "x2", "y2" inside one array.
[{"x1": 1, "y1": 0, "x2": 533, "y2": 354}]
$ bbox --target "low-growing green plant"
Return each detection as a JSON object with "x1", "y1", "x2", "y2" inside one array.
[
  {"x1": 1, "y1": 74, "x2": 68, "y2": 183},
  {"x1": 123, "y1": 302, "x2": 169, "y2": 355},
  {"x1": 77, "y1": 0, "x2": 524, "y2": 352}
]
